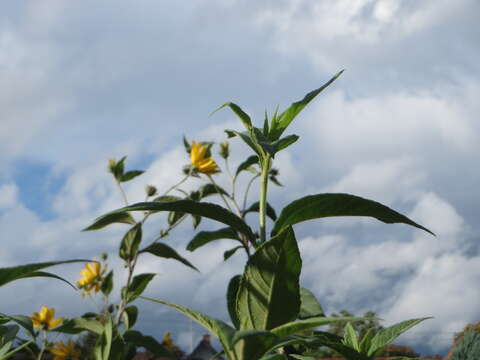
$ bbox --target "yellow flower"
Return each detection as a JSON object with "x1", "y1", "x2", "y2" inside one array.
[
  {"x1": 49, "y1": 339, "x2": 81, "y2": 360},
  {"x1": 31, "y1": 306, "x2": 63, "y2": 330},
  {"x1": 77, "y1": 260, "x2": 104, "y2": 296},
  {"x1": 190, "y1": 141, "x2": 220, "y2": 174}
]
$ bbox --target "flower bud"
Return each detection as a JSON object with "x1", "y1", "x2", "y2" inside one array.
[
  {"x1": 219, "y1": 141, "x2": 230, "y2": 159},
  {"x1": 145, "y1": 185, "x2": 157, "y2": 197},
  {"x1": 108, "y1": 159, "x2": 117, "y2": 174}
]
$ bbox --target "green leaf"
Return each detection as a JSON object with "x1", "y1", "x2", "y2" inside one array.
[
  {"x1": 113, "y1": 156, "x2": 127, "y2": 180},
  {"x1": 214, "y1": 102, "x2": 252, "y2": 130},
  {"x1": 367, "y1": 317, "x2": 431, "y2": 356},
  {"x1": 225, "y1": 129, "x2": 265, "y2": 159},
  {"x1": 224, "y1": 246, "x2": 243, "y2": 261},
  {"x1": 83, "y1": 212, "x2": 136, "y2": 231},
  {"x1": 54, "y1": 317, "x2": 103, "y2": 335},
  {"x1": 299, "y1": 288, "x2": 324, "y2": 319},
  {"x1": 140, "y1": 242, "x2": 198, "y2": 271},
  {"x1": 243, "y1": 201, "x2": 277, "y2": 221},
  {"x1": 236, "y1": 227, "x2": 301, "y2": 330},
  {"x1": 187, "y1": 227, "x2": 239, "y2": 252},
  {"x1": 263, "y1": 111, "x2": 269, "y2": 136},
  {"x1": 358, "y1": 327, "x2": 375, "y2": 354},
  {"x1": 107, "y1": 200, "x2": 256, "y2": 242},
  {"x1": 183, "y1": 135, "x2": 191, "y2": 153},
  {"x1": 140, "y1": 296, "x2": 235, "y2": 355},
  {"x1": 0, "y1": 324, "x2": 19, "y2": 346},
  {"x1": 17, "y1": 271, "x2": 77, "y2": 289},
  {"x1": 119, "y1": 224, "x2": 143, "y2": 261},
  {"x1": 311, "y1": 331, "x2": 370, "y2": 360},
  {"x1": 271, "y1": 134, "x2": 299, "y2": 153},
  {"x1": 226, "y1": 275, "x2": 242, "y2": 329},
  {"x1": 123, "y1": 330, "x2": 172, "y2": 357},
  {"x1": 101, "y1": 270, "x2": 114, "y2": 297},
  {"x1": 120, "y1": 170, "x2": 145, "y2": 182},
  {"x1": 235, "y1": 155, "x2": 259, "y2": 177},
  {"x1": 269, "y1": 70, "x2": 344, "y2": 140},
  {"x1": 123, "y1": 306, "x2": 138, "y2": 330},
  {"x1": 125, "y1": 273, "x2": 156, "y2": 304},
  {"x1": 0, "y1": 315, "x2": 34, "y2": 338},
  {"x1": 231, "y1": 330, "x2": 279, "y2": 359},
  {"x1": 271, "y1": 317, "x2": 361, "y2": 339},
  {"x1": 197, "y1": 183, "x2": 229, "y2": 199},
  {"x1": 272, "y1": 193, "x2": 435, "y2": 236},
  {"x1": 153, "y1": 195, "x2": 182, "y2": 202},
  {"x1": 343, "y1": 322, "x2": 360, "y2": 351},
  {"x1": 289, "y1": 355, "x2": 316, "y2": 360},
  {"x1": 0, "y1": 259, "x2": 90, "y2": 288},
  {"x1": 259, "y1": 354, "x2": 287, "y2": 360},
  {"x1": 94, "y1": 316, "x2": 112, "y2": 360}
]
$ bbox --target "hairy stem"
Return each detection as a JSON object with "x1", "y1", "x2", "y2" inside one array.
[{"x1": 259, "y1": 157, "x2": 271, "y2": 243}]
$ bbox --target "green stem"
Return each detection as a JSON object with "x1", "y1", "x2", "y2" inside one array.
[
  {"x1": 116, "y1": 180, "x2": 129, "y2": 206},
  {"x1": 259, "y1": 157, "x2": 271, "y2": 243},
  {"x1": 3, "y1": 339, "x2": 34, "y2": 360},
  {"x1": 36, "y1": 331, "x2": 47, "y2": 360},
  {"x1": 207, "y1": 175, "x2": 234, "y2": 213}
]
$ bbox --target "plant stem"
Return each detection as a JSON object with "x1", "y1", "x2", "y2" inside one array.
[
  {"x1": 207, "y1": 175, "x2": 234, "y2": 213},
  {"x1": 116, "y1": 180, "x2": 129, "y2": 206},
  {"x1": 162, "y1": 170, "x2": 192, "y2": 197},
  {"x1": 241, "y1": 174, "x2": 260, "y2": 214},
  {"x1": 259, "y1": 157, "x2": 271, "y2": 243},
  {"x1": 36, "y1": 331, "x2": 47, "y2": 360}
]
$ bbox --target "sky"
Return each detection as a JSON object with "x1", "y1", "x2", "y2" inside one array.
[{"x1": 1, "y1": 0, "x2": 479, "y2": 356}]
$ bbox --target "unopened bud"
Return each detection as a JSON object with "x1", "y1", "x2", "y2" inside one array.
[
  {"x1": 108, "y1": 159, "x2": 117, "y2": 174},
  {"x1": 101, "y1": 252, "x2": 108, "y2": 261},
  {"x1": 219, "y1": 141, "x2": 230, "y2": 159},
  {"x1": 145, "y1": 185, "x2": 157, "y2": 197}
]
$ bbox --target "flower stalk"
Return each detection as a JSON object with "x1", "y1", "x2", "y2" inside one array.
[{"x1": 259, "y1": 156, "x2": 271, "y2": 243}]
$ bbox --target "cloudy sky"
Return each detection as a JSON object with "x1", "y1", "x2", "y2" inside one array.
[{"x1": 1, "y1": 0, "x2": 479, "y2": 356}]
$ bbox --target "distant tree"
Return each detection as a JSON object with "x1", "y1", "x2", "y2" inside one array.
[{"x1": 377, "y1": 344, "x2": 419, "y2": 358}]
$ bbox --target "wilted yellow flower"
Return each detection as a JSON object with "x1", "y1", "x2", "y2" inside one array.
[
  {"x1": 190, "y1": 141, "x2": 220, "y2": 174},
  {"x1": 49, "y1": 339, "x2": 81, "y2": 360},
  {"x1": 31, "y1": 306, "x2": 63, "y2": 330},
  {"x1": 77, "y1": 260, "x2": 105, "y2": 296}
]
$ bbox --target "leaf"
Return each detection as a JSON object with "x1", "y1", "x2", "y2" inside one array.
[
  {"x1": 299, "y1": 288, "x2": 324, "y2": 319},
  {"x1": 182, "y1": 135, "x2": 191, "y2": 153},
  {"x1": 119, "y1": 224, "x2": 143, "y2": 261},
  {"x1": 310, "y1": 331, "x2": 370, "y2": 360},
  {"x1": 94, "y1": 316, "x2": 112, "y2": 360},
  {"x1": 227, "y1": 275, "x2": 242, "y2": 329},
  {"x1": 225, "y1": 129, "x2": 265, "y2": 158},
  {"x1": 140, "y1": 242, "x2": 198, "y2": 271},
  {"x1": 120, "y1": 170, "x2": 145, "y2": 182},
  {"x1": 140, "y1": 296, "x2": 235, "y2": 355},
  {"x1": 106, "y1": 200, "x2": 256, "y2": 242},
  {"x1": 17, "y1": 271, "x2": 77, "y2": 289},
  {"x1": 224, "y1": 246, "x2": 243, "y2": 261},
  {"x1": 236, "y1": 227, "x2": 301, "y2": 330},
  {"x1": 123, "y1": 306, "x2": 138, "y2": 329},
  {"x1": 0, "y1": 259, "x2": 90, "y2": 288},
  {"x1": 197, "y1": 183, "x2": 229, "y2": 199},
  {"x1": 55, "y1": 317, "x2": 104, "y2": 335},
  {"x1": 123, "y1": 330, "x2": 172, "y2": 357},
  {"x1": 125, "y1": 273, "x2": 156, "y2": 304},
  {"x1": 271, "y1": 317, "x2": 361, "y2": 339},
  {"x1": 153, "y1": 195, "x2": 182, "y2": 202},
  {"x1": 269, "y1": 70, "x2": 344, "y2": 140},
  {"x1": 113, "y1": 156, "x2": 127, "y2": 180},
  {"x1": 101, "y1": 270, "x2": 114, "y2": 297},
  {"x1": 367, "y1": 317, "x2": 431, "y2": 356},
  {"x1": 289, "y1": 355, "x2": 316, "y2": 360},
  {"x1": 214, "y1": 102, "x2": 252, "y2": 130},
  {"x1": 236, "y1": 155, "x2": 259, "y2": 177},
  {"x1": 343, "y1": 322, "x2": 360, "y2": 351},
  {"x1": 259, "y1": 354, "x2": 287, "y2": 360},
  {"x1": 231, "y1": 330, "x2": 279, "y2": 359},
  {"x1": 243, "y1": 201, "x2": 277, "y2": 221},
  {"x1": 83, "y1": 212, "x2": 136, "y2": 231},
  {"x1": 187, "y1": 227, "x2": 239, "y2": 252},
  {"x1": 272, "y1": 193, "x2": 435, "y2": 236},
  {"x1": 358, "y1": 327, "x2": 375, "y2": 354},
  {"x1": 271, "y1": 134, "x2": 299, "y2": 153}
]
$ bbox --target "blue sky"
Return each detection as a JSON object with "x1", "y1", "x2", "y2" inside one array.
[{"x1": 1, "y1": 0, "x2": 480, "y2": 356}]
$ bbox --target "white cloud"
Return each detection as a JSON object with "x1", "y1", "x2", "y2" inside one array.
[{"x1": 0, "y1": 183, "x2": 18, "y2": 210}]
